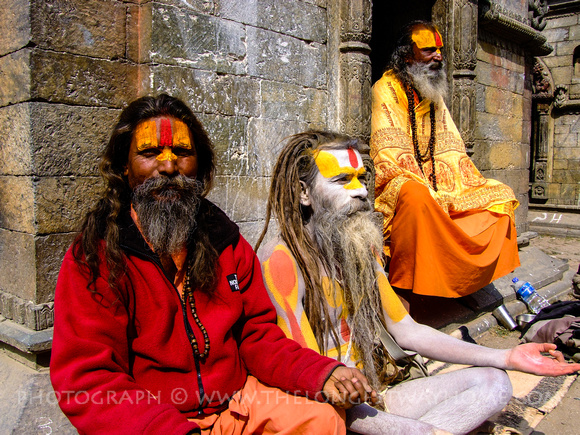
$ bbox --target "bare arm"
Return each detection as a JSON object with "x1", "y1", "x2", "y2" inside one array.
[{"x1": 387, "y1": 314, "x2": 580, "y2": 376}]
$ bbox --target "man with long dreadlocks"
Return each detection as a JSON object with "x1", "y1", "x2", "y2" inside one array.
[
  {"x1": 371, "y1": 21, "x2": 520, "y2": 300},
  {"x1": 50, "y1": 95, "x2": 377, "y2": 434},
  {"x1": 256, "y1": 131, "x2": 579, "y2": 435}
]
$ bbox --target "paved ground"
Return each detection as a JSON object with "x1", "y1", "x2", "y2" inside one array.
[{"x1": 475, "y1": 234, "x2": 580, "y2": 434}]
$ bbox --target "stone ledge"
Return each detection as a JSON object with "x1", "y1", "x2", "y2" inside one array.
[
  {"x1": 0, "y1": 290, "x2": 54, "y2": 331},
  {"x1": 0, "y1": 317, "x2": 53, "y2": 354}
]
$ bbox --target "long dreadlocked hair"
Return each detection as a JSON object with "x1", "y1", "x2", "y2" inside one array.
[
  {"x1": 73, "y1": 94, "x2": 218, "y2": 295},
  {"x1": 255, "y1": 131, "x2": 400, "y2": 388}
]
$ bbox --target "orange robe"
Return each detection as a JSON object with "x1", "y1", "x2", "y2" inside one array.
[{"x1": 371, "y1": 71, "x2": 520, "y2": 298}]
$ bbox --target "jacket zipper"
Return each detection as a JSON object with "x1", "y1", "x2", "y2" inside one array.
[{"x1": 120, "y1": 245, "x2": 207, "y2": 408}]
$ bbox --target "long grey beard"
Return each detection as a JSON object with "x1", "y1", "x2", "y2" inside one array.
[
  {"x1": 407, "y1": 61, "x2": 448, "y2": 103},
  {"x1": 132, "y1": 175, "x2": 203, "y2": 256},
  {"x1": 310, "y1": 203, "x2": 385, "y2": 389}
]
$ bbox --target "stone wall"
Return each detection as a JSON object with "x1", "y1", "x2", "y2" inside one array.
[
  {"x1": 474, "y1": 33, "x2": 531, "y2": 229},
  {"x1": 0, "y1": 0, "x2": 336, "y2": 344},
  {"x1": 534, "y1": 4, "x2": 580, "y2": 206}
]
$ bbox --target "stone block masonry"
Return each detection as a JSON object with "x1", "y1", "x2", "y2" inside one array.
[
  {"x1": 536, "y1": 11, "x2": 580, "y2": 206},
  {"x1": 0, "y1": 0, "x2": 336, "y2": 343}
]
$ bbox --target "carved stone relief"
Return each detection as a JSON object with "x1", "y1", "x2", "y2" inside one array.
[{"x1": 433, "y1": 0, "x2": 479, "y2": 155}]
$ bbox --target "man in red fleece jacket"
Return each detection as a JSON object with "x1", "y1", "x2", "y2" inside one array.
[{"x1": 50, "y1": 94, "x2": 376, "y2": 435}]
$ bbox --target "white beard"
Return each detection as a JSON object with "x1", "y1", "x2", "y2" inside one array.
[{"x1": 407, "y1": 61, "x2": 448, "y2": 103}]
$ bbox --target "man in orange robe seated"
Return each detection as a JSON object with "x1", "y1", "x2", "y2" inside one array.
[{"x1": 371, "y1": 20, "x2": 520, "y2": 299}]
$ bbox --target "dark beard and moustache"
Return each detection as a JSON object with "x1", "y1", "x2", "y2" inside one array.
[
  {"x1": 132, "y1": 175, "x2": 203, "y2": 256},
  {"x1": 407, "y1": 60, "x2": 448, "y2": 103},
  {"x1": 310, "y1": 198, "x2": 386, "y2": 389}
]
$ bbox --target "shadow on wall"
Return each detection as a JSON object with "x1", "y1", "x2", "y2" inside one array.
[{"x1": 370, "y1": 0, "x2": 436, "y2": 84}]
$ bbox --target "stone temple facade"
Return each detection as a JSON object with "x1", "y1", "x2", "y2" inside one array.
[
  {"x1": 0, "y1": 0, "x2": 561, "y2": 431},
  {"x1": 530, "y1": 0, "x2": 580, "y2": 208}
]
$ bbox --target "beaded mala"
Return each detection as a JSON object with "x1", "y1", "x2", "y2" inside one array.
[
  {"x1": 405, "y1": 86, "x2": 438, "y2": 191},
  {"x1": 184, "y1": 261, "x2": 210, "y2": 358}
]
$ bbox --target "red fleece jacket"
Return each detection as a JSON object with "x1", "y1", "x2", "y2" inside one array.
[{"x1": 50, "y1": 200, "x2": 342, "y2": 434}]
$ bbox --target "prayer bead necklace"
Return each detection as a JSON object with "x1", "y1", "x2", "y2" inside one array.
[
  {"x1": 406, "y1": 86, "x2": 438, "y2": 191},
  {"x1": 184, "y1": 263, "x2": 210, "y2": 358}
]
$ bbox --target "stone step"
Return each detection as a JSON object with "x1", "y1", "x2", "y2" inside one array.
[{"x1": 408, "y1": 240, "x2": 571, "y2": 331}]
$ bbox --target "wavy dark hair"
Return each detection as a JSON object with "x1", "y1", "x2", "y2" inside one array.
[
  {"x1": 256, "y1": 131, "x2": 400, "y2": 388},
  {"x1": 73, "y1": 94, "x2": 217, "y2": 293},
  {"x1": 388, "y1": 20, "x2": 441, "y2": 88}
]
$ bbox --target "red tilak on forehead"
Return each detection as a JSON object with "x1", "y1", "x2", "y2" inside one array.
[
  {"x1": 434, "y1": 31, "x2": 443, "y2": 47},
  {"x1": 159, "y1": 118, "x2": 173, "y2": 147},
  {"x1": 347, "y1": 148, "x2": 358, "y2": 167}
]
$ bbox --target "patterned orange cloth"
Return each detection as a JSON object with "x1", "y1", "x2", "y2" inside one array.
[{"x1": 371, "y1": 71, "x2": 520, "y2": 297}]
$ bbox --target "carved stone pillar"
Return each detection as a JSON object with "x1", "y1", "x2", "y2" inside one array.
[
  {"x1": 328, "y1": 0, "x2": 372, "y2": 142},
  {"x1": 328, "y1": 0, "x2": 374, "y2": 196},
  {"x1": 531, "y1": 58, "x2": 553, "y2": 200},
  {"x1": 433, "y1": 0, "x2": 479, "y2": 155}
]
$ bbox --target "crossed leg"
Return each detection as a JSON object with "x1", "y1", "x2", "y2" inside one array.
[{"x1": 347, "y1": 367, "x2": 512, "y2": 435}]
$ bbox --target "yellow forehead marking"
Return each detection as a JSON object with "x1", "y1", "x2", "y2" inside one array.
[
  {"x1": 412, "y1": 28, "x2": 443, "y2": 50},
  {"x1": 313, "y1": 150, "x2": 366, "y2": 190},
  {"x1": 172, "y1": 119, "x2": 192, "y2": 150},
  {"x1": 134, "y1": 119, "x2": 158, "y2": 151},
  {"x1": 133, "y1": 118, "x2": 192, "y2": 162}
]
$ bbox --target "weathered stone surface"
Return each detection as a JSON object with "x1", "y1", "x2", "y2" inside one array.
[
  {"x1": 484, "y1": 87, "x2": 523, "y2": 118},
  {"x1": 35, "y1": 233, "x2": 76, "y2": 304},
  {"x1": 261, "y1": 80, "x2": 327, "y2": 123},
  {"x1": 127, "y1": 3, "x2": 152, "y2": 63},
  {"x1": 247, "y1": 117, "x2": 309, "y2": 177},
  {"x1": 0, "y1": 353, "x2": 75, "y2": 434},
  {"x1": 569, "y1": 83, "x2": 580, "y2": 98},
  {"x1": 543, "y1": 27, "x2": 570, "y2": 43},
  {"x1": 554, "y1": 147, "x2": 580, "y2": 161},
  {"x1": 198, "y1": 113, "x2": 249, "y2": 177},
  {"x1": 0, "y1": 104, "x2": 33, "y2": 175},
  {"x1": 247, "y1": 26, "x2": 326, "y2": 88},
  {"x1": 553, "y1": 159, "x2": 568, "y2": 170},
  {"x1": 475, "y1": 112, "x2": 522, "y2": 143},
  {"x1": 218, "y1": 0, "x2": 327, "y2": 43},
  {"x1": 156, "y1": 0, "x2": 215, "y2": 13},
  {"x1": 545, "y1": 14, "x2": 578, "y2": 28},
  {"x1": 0, "y1": 229, "x2": 36, "y2": 302},
  {"x1": 151, "y1": 65, "x2": 260, "y2": 117},
  {"x1": 476, "y1": 61, "x2": 524, "y2": 94},
  {"x1": 0, "y1": 103, "x2": 118, "y2": 177},
  {"x1": 0, "y1": 176, "x2": 35, "y2": 233},
  {"x1": 150, "y1": 5, "x2": 246, "y2": 75},
  {"x1": 0, "y1": 0, "x2": 30, "y2": 56},
  {"x1": 31, "y1": 50, "x2": 143, "y2": 107},
  {"x1": 555, "y1": 40, "x2": 579, "y2": 57},
  {"x1": 35, "y1": 176, "x2": 103, "y2": 234},
  {"x1": 550, "y1": 65, "x2": 572, "y2": 85},
  {"x1": 30, "y1": 104, "x2": 119, "y2": 177},
  {"x1": 238, "y1": 220, "x2": 268, "y2": 249},
  {"x1": 477, "y1": 42, "x2": 525, "y2": 74},
  {"x1": 560, "y1": 183, "x2": 578, "y2": 203},
  {"x1": 0, "y1": 49, "x2": 31, "y2": 107},
  {"x1": 542, "y1": 55, "x2": 572, "y2": 68},
  {"x1": 493, "y1": 0, "x2": 526, "y2": 16},
  {"x1": 488, "y1": 141, "x2": 525, "y2": 169},
  {"x1": 553, "y1": 167, "x2": 580, "y2": 184},
  {"x1": 209, "y1": 175, "x2": 269, "y2": 223},
  {"x1": 30, "y1": 0, "x2": 126, "y2": 60}
]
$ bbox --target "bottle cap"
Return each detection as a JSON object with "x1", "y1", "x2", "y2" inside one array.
[{"x1": 512, "y1": 277, "x2": 519, "y2": 283}]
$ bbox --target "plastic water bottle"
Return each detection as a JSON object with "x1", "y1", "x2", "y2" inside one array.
[{"x1": 512, "y1": 277, "x2": 550, "y2": 314}]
